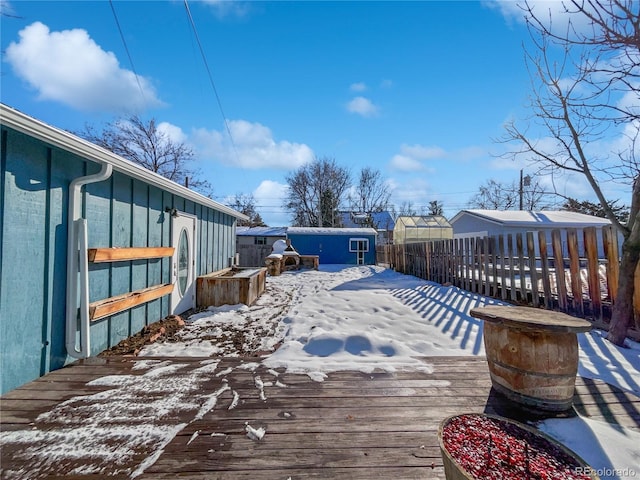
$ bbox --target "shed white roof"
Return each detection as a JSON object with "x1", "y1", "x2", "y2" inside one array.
[
  {"x1": 450, "y1": 209, "x2": 612, "y2": 227},
  {"x1": 236, "y1": 226, "x2": 287, "y2": 237},
  {"x1": 1, "y1": 104, "x2": 248, "y2": 220},
  {"x1": 287, "y1": 227, "x2": 378, "y2": 236}
]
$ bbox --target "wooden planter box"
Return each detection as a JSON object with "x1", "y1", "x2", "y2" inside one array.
[
  {"x1": 438, "y1": 413, "x2": 599, "y2": 479},
  {"x1": 197, "y1": 267, "x2": 267, "y2": 308},
  {"x1": 299, "y1": 254, "x2": 319, "y2": 270},
  {"x1": 471, "y1": 305, "x2": 592, "y2": 412}
]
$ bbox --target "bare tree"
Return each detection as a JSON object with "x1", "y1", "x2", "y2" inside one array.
[
  {"x1": 562, "y1": 197, "x2": 630, "y2": 223},
  {"x1": 503, "y1": 0, "x2": 640, "y2": 345},
  {"x1": 428, "y1": 200, "x2": 444, "y2": 216},
  {"x1": 80, "y1": 115, "x2": 212, "y2": 196},
  {"x1": 469, "y1": 177, "x2": 554, "y2": 211},
  {"x1": 284, "y1": 156, "x2": 351, "y2": 227},
  {"x1": 393, "y1": 201, "x2": 417, "y2": 217},
  {"x1": 527, "y1": 0, "x2": 640, "y2": 123},
  {"x1": 469, "y1": 179, "x2": 519, "y2": 210},
  {"x1": 348, "y1": 167, "x2": 391, "y2": 214},
  {"x1": 227, "y1": 193, "x2": 266, "y2": 227}
]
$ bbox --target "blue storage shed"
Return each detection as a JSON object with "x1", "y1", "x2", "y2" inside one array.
[
  {"x1": 0, "y1": 104, "x2": 248, "y2": 394},
  {"x1": 286, "y1": 227, "x2": 377, "y2": 265}
]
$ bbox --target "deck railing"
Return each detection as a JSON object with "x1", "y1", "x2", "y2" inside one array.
[{"x1": 377, "y1": 225, "x2": 639, "y2": 337}]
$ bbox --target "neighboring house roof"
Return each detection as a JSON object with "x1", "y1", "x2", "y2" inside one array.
[
  {"x1": 339, "y1": 211, "x2": 395, "y2": 229},
  {"x1": 395, "y1": 215, "x2": 452, "y2": 228},
  {"x1": 236, "y1": 226, "x2": 288, "y2": 237},
  {"x1": 1, "y1": 103, "x2": 248, "y2": 221},
  {"x1": 450, "y1": 209, "x2": 611, "y2": 228},
  {"x1": 287, "y1": 227, "x2": 378, "y2": 236}
]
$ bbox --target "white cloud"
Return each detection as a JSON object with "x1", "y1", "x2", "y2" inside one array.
[
  {"x1": 390, "y1": 155, "x2": 424, "y2": 172},
  {"x1": 346, "y1": 96, "x2": 379, "y2": 118},
  {"x1": 201, "y1": 0, "x2": 251, "y2": 17},
  {"x1": 389, "y1": 143, "x2": 491, "y2": 173},
  {"x1": 254, "y1": 179, "x2": 288, "y2": 201},
  {"x1": 548, "y1": 170, "x2": 594, "y2": 200},
  {"x1": 487, "y1": 0, "x2": 593, "y2": 34},
  {"x1": 157, "y1": 122, "x2": 187, "y2": 143},
  {"x1": 191, "y1": 119, "x2": 314, "y2": 169},
  {"x1": 617, "y1": 87, "x2": 640, "y2": 117},
  {"x1": 380, "y1": 79, "x2": 393, "y2": 88},
  {"x1": 617, "y1": 120, "x2": 640, "y2": 152},
  {"x1": 0, "y1": 0, "x2": 15, "y2": 16},
  {"x1": 491, "y1": 128, "x2": 635, "y2": 205},
  {"x1": 399, "y1": 143, "x2": 447, "y2": 160},
  {"x1": 252, "y1": 180, "x2": 290, "y2": 226},
  {"x1": 349, "y1": 82, "x2": 367, "y2": 92},
  {"x1": 5, "y1": 22, "x2": 162, "y2": 113},
  {"x1": 483, "y1": 0, "x2": 527, "y2": 24},
  {"x1": 388, "y1": 177, "x2": 432, "y2": 205},
  {"x1": 254, "y1": 180, "x2": 288, "y2": 214},
  {"x1": 389, "y1": 143, "x2": 448, "y2": 172},
  {"x1": 457, "y1": 146, "x2": 489, "y2": 161}
]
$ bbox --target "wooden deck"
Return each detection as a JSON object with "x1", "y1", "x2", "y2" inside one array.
[{"x1": 1, "y1": 355, "x2": 639, "y2": 479}]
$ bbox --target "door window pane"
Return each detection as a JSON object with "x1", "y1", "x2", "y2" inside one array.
[
  {"x1": 349, "y1": 238, "x2": 369, "y2": 252},
  {"x1": 178, "y1": 228, "x2": 189, "y2": 296}
]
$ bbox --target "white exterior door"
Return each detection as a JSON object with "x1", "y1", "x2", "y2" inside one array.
[
  {"x1": 171, "y1": 214, "x2": 197, "y2": 315},
  {"x1": 349, "y1": 238, "x2": 369, "y2": 265}
]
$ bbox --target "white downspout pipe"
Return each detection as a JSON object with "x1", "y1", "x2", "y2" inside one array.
[{"x1": 65, "y1": 162, "x2": 113, "y2": 359}]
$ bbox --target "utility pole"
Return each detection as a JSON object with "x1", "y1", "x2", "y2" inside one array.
[
  {"x1": 519, "y1": 170, "x2": 523, "y2": 210},
  {"x1": 519, "y1": 169, "x2": 531, "y2": 210}
]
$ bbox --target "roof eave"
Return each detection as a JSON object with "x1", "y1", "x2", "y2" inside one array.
[
  {"x1": 1, "y1": 104, "x2": 249, "y2": 221},
  {"x1": 450, "y1": 210, "x2": 505, "y2": 226}
]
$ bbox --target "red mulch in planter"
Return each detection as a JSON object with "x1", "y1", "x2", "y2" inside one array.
[{"x1": 441, "y1": 414, "x2": 593, "y2": 480}]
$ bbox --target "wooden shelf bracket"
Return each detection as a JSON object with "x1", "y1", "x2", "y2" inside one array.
[
  {"x1": 88, "y1": 247, "x2": 174, "y2": 263},
  {"x1": 89, "y1": 283, "x2": 174, "y2": 321}
]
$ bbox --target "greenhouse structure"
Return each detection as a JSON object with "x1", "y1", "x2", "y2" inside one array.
[{"x1": 393, "y1": 215, "x2": 453, "y2": 244}]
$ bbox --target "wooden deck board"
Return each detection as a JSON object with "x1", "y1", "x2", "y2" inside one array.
[{"x1": 1, "y1": 355, "x2": 638, "y2": 480}]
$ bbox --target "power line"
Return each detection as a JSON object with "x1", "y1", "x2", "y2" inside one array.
[
  {"x1": 183, "y1": 0, "x2": 239, "y2": 162},
  {"x1": 109, "y1": 0, "x2": 147, "y2": 107}
]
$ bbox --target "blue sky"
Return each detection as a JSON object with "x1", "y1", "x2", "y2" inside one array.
[{"x1": 0, "y1": 0, "x2": 630, "y2": 225}]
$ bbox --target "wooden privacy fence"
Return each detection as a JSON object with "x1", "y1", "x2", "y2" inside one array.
[
  {"x1": 236, "y1": 244, "x2": 274, "y2": 268},
  {"x1": 377, "y1": 225, "x2": 640, "y2": 332}
]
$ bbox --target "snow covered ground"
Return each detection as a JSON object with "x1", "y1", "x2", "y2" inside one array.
[
  {"x1": 3, "y1": 265, "x2": 637, "y2": 479},
  {"x1": 142, "y1": 264, "x2": 640, "y2": 479}
]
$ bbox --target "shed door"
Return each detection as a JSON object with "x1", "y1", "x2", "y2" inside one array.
[
  {"x1": 171, "y1": 214, "x2": 197, "y2": 315},
  {"x1": 349, "y1": 238, "x2": 369, "y2": 265}
]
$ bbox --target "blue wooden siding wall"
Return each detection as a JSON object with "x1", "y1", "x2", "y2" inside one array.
[
  {"x1": 0, "y1": 125, "x2": 237, "y2": 394},
  {"x1": 287, "y1": 233, "x2": 376, "y2": 265}
]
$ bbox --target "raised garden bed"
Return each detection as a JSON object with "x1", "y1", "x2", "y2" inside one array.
[{"x1": 197, "y1": 267, "x2": 267, "y2": 308}]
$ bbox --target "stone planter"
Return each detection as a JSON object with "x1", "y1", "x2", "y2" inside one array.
[
  {"x1": 471, "y1": 305, "x2": 592, "y2": 412},
  {"x1": 265, "y1": 254, "x2": 282, "y2": 276},
  {"x1": 438, "y1": 413, "x2": 599, "y2": 480}
]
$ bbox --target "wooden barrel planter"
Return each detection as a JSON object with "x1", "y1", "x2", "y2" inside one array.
[
  {"x1": 438, "y1": 413, "x2": 599, "y2": 480},
  {"x1": 470, "y1": 306, "x2": 592, "y2": 412}
]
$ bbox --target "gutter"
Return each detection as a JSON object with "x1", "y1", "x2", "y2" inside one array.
[
  {"x1": 0, "y1": 104, "x2": 249, "y2": 222},
  {"x1": 65, "y1": 162, "x2": 113, "y2": 358},
  {"x1": 0, "y1": 103, "x2": 250, "y2": 356}
]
